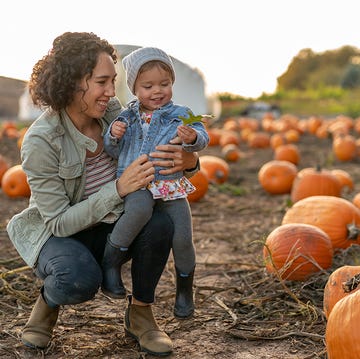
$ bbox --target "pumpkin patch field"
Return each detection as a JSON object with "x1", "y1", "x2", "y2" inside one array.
[{"x1": 2, "y1": 115, "x2": 360, "y2": 358}]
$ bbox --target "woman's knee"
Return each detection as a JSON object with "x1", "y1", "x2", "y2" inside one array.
[
  {"x1": 44, "y1": 257, "x2": 102, "y2": 305},
  {"x1": 37, "y1": 237, "x2": 103, "y2": 305}
]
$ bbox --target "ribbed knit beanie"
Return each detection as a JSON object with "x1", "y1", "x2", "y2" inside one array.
[{"x1": 122, "y1": 47, "x2": 175, "y2": 94}]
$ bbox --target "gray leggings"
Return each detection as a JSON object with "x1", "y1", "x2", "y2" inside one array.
[{"x1": 109, "y1": 189, "x2": 195, "y2": 275}]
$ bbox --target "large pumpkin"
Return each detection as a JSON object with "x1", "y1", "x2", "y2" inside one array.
[
  {"x1": 323, "y1": 265, "x2": 360, "y2": 319},
  {"x1": 290, "y1": 166, "x2": 341, "y2": 203},
  {"x1": 199, "y1": 155, "x2": 230, "y2": 184},
  {"x1": 326, "y1": 290, "x2": 360, "y2": 358},
  {"x1": 263, "y1": 223, "x2": 333, "y2": 281},
  {"x1": 258, "y1": 160, "x2": 298, "y2": 195},
  {"x1": 1, "y1": 164, "x2": 31, "y2": 198},
  {"x1": 282, "y1": 195, "x2": 360, "y2": 250}
]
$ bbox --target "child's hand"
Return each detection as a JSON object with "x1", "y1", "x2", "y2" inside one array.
[
  {"x1": 111, "y1": 121, "x2": 127, "y2": 139},
  {"x1": 177, "y1": 125, "x2": 197, "y2": 144}
]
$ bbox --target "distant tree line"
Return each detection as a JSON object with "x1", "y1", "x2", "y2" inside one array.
[{"x1": 277, "y1": 45, "x2": 360, "y2": 91}]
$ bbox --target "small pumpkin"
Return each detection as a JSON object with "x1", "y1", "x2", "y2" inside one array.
[
  {"x1": 323, "y1": 265, "x2": 360, "y2": 319},
  {"x1": 282, "y1": 195, "x2": 360, "y2": 250},
  {"x1": 258, "y1": 160, "x2": 298, "y2": 195},
  {"x1": 219, "y1": 130, "x2": 240, "y2": 147},
  {"x1": 221, "y1": 143, "x2": 243, "y2": 162},
  {"x1": 199, "y1": 155, "x2": 230, "y2": 184},
  {"x1": 206, "y1": 128, "x2": 222, "y2": 146},
  {"x1": 247, "y1": 131, "x2": 271, "y2": 149},
  {"x1": 1, "y1": 164, "x2": 31, "y2": 198},
  {"x1": 263, "y1": 223, "x2": 333, "y2": 281},
  {"x1": 274, "y1": 143, "x2": 300, "y2": 165},
  {"x1": 332, "y1": 134, "x2": 357, "y2": 162}
]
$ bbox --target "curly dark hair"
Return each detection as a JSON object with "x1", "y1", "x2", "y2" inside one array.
[{"x1": 29, "y1": 32, "x2": 118, "y2": 112}]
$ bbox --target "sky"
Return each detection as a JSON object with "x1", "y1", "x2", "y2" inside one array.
[{"x1": 2, "y1": 0, "x2": 360, "y2": 98}]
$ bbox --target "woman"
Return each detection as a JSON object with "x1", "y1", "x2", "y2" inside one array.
[{"x1": 6, "y1": 32, "x2": 199, "y2": 357}]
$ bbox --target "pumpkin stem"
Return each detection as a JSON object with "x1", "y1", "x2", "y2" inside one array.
[
  {"x1": 347, "y1": 223, "x2": 360, "y2": 240},
  {"x1": 343, "y1": 273, "x2": 360, "y2": 293}
]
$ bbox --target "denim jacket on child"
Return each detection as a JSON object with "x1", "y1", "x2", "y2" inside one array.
[{"x1": 104, "y1": 99, "x2": 209, "y2": 181}]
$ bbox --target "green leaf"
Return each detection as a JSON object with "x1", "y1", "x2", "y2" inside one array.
[{"x1": 178, "y1": 110, "x2": 214, "y2": 125}]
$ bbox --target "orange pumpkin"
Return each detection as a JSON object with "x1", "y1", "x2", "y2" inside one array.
[
  {"x1": 187, "y1": 170, "x2": 209, "y2": 202},
  {"x1": 290, "y1": 166, "x2": 341, "y2": 203},
  {"x1": 269, "y1": 133, "x2": 286, "y2": 149},
  {"x1": 274, "y1": 143, "x2": 300, "y2": 165},
  {"x1": 1, "y1": 164, "x2": 31, "y2": 198},
  {"x1": 221, "y1": 143, "x2": 242, "y2": 162},
  {"x1": 247, "y1": 131, "x2": 271, "y2": 149},
  {"x1": 258, "y1": 160, "x2": 298, "y2": 195},
  {"x1": 326, "y1": 290, "x2": 360, "y2": 358},
  {"x1": 263, "y1": 223, "x2": 333, "y2": 281},
  {"x1": 199, "y1": 155, "x2": 229, "y2": 184},
  {"x1": 206, "y1": 128, "x2": 222, "y2": 146},
  {"x1": 330, "y1": 169, "x2": 354, "y2": 193},
  {"x1": 219, "y1": 130, "x2": 240, "y2": 147},
  {"x1": 323, "y1": 265, "x2": 360, "y2": 319},
  {"x1": 352, "y1": 192, "x2": 360, "y2": 209},
  {"x1": 332, "y1": 134, "x2": 357, "y2": 162},
  {"x1": 0, "y1": 154, "x2": 10, "y2": 186},
  {"x1": 282, "y1": 195, "x2": 360, "y2": 250}
]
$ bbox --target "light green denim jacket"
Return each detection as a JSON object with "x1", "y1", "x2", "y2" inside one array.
[{"x1": 6, "y1": 98, "x2": 124, "y2": 267}]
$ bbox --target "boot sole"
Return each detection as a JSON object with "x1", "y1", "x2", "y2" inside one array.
[
  {"x1": 124, "y1": 329, "x2": 172, "y2": 357},
  {"x1": 22, "y1": 338, "x2": 47, "y2": 350},
  {"x1": 101, "y1": 287, "x2": 126, "y2": 299}
]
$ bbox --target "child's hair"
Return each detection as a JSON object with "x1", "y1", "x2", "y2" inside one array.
[{"x1": 138, "y1": 60, "x2": 175, "y2": 83}]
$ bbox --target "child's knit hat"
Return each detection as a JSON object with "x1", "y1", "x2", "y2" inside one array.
[{"x1": 122, "y1": 47, "x2": 175, "y2": 94}]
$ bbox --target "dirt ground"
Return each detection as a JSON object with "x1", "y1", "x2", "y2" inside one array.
[{"x1": 1, "y1": 128, "x2": 360, "y2": 359}]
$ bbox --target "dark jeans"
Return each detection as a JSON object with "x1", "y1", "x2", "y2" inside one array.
[{"x1": 34, "y1": 210, "x2": 173, "y2": 307}]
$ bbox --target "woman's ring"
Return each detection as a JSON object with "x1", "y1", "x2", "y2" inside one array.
[{"x1": 171, "y1": 160, "x2": 175, "y2": 167}]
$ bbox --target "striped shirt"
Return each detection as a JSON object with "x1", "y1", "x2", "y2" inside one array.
[{"x1": 83, "y1": 148, "x2": 117, "y2": 199}]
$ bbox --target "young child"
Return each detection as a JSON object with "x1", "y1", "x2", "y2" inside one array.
[{"x1": 102, "y1": 47, "x2": 209, "y2": 318}]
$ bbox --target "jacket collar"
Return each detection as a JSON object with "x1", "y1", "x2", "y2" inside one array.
[{"x1": 60, "y1": 109, "x2": 99, "y2": 153}]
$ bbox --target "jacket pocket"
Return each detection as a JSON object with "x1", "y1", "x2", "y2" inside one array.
[{"x1": 7, "y1": 207, "x2": 50, "y2": 267}]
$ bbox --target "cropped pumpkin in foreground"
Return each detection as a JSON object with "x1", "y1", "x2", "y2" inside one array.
[
  {"x1": 326, "y1": 289, "x2": 360, "y2": 359},
  {"x1": 1, "y1": 164, "x2": 31, "y2": 198},
  {"x1": 258, "y1": 160, "x2": 298, "y2": 195},
  {"x1": 282, "y1": 195, "x2": 360, "y2": 250},
  {"x1": 323, "y1": 265, "x2": 360, "y2": 319},
  {"x1": 263, "y1": 223, "x2": 333, "y2": 281}
]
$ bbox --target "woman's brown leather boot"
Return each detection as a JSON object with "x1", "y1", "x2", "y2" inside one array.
[
  {"x1": 124, "y1": 295, "x2": 173, "y2": 356},
  {"x1": 22, "y1": 292, "x2": 59, "y2": 349}
]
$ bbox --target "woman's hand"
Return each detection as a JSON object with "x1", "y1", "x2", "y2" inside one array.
[
  {"x1": 150, "y1": 137, "x2": 199, "y2": 175},
  {"x1": 116, "y1": 154, "x2": 155, "y2": 197}
]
